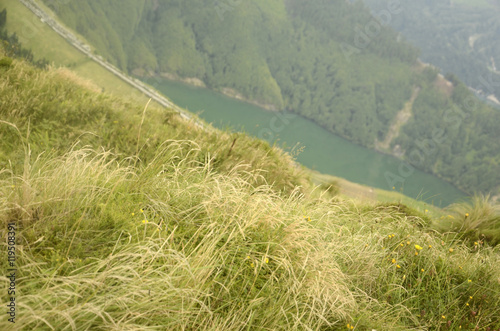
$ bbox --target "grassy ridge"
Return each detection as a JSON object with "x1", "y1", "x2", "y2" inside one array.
[{"x1": 1, "y1": 49, "x2": 500, "y2": 329}]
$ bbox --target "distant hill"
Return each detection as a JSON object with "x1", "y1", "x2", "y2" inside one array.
[
  {"x1": 363, "y1": 0, "x2": 500, "y2": 102},
  {"x1": 29, "y1": 0, "x2": 500, "y2": 196}
]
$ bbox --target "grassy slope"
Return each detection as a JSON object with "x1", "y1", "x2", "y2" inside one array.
[{"x1": 1, "y1": 49, "x2": 500, "y2": 330}]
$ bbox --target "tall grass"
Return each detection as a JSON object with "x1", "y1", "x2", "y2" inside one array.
[
  {"x1": 436, "y1": 195, "x2": 500, "y2": 246},
  {"x1": 1, "y1": 49, "x2": 500, "y2": 330}
]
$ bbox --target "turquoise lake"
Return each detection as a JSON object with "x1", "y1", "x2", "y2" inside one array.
[{"x1": 148, "y1": 77, "x2": 468, "y2": 207}]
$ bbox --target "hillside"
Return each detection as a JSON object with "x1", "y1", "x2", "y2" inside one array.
[
  {"x1": 2, "y1": 39, "x2": 500, "y2": 330},
  {"x1": 363, "y1": 0, "x2": 500, "y2": 102},
  {"x1": 32, "y1": 0, "x2": 500, "y2": 197}
]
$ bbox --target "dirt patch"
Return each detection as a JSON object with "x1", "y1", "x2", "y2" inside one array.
[{"x1": 434, "y1": 74, "x2": 454, "y2": 97}]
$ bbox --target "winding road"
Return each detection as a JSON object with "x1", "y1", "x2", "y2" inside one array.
[{"x1": 19, "y1": 0, "x2": 206, "y2": 129}]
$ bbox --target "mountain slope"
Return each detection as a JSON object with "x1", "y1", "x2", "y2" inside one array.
[
  {"x1": 2, "y1": 45, "x2": 500, "y2": 331},
  {"x1": 363, "y1": 0, "x2": 500, "y2": 102},
  {"x1": 15, "y1": 0, "x2": 500, "y2": 196}
]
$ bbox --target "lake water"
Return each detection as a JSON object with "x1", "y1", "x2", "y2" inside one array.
[{"x1": 149, "y1": 77, "x2": 467, "y2": 207}]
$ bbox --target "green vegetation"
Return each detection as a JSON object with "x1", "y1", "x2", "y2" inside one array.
[
  {"x1": 0, "y1": 7, "x2": 47, "y2": 68},
  {"x1": 0, "y1": 1, "x2": 153, "y2": 104},
  {"x1": 2, "y1": 43, "x2": 500, "y2": 330},
  {"x1": 363, "y1": 0, "x2": 500, "y2": 101},
  {"x1": 34, "y1": 0, "x2": 500, "y2": 197}
]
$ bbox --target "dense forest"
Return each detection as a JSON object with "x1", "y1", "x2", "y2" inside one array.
[
  {"x1": 38, "y1": 0, "x2": 500, "y2": 196},
  {"x1": 363, "y1": 0, "x2": 500, "y2": 102}
]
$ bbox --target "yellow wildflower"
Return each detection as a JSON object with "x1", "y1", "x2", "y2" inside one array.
[
  {"x1": 407, "y1": 241, "x2": 411, "y2": 245},
  {"x1": 442, "y1": 315, "x2": 446, "y2": 319},
  {"x1": 469, "y1": 296, "x2": 473, "y2": 299},
  {"x1": 474, "y1": 242, "x2": 478, "y2": 246},
  {"x1": 449, "y1": 248, "x2": 454, "y2": 253},
  {"x1": 415, "y1": 244, "x2": 423, "y2": 250},
  {"x1": 140, "y1": 209, "x2": 144, "y2": 213},
  {"x1": 465, "y1": 213, "x2": 469, "y2": 217},
  {"x1": 428, "y1": 245, "x2": 432, "y2": 248},
  {"x1": 265, "y1": 258, "x2": 269, "y2": 264},
  {"x1": 391, "y1": 258, "x2": 396, "y2": 264},
  {"x1": 397, "y1": 265, "x2": 401, "y2": 269},
  {"x1": 421, "y1": 268, "x2": 425, "y2": 272},
  {"x1": 142, "y1": 220, "x2": 148, "y2": 224},
  {"x1": 131, "y1": 212, "x2": 135, "y2": 216},
  {"x1": 468, "y1": 279, "x2": 472, "y2": 283},
  {"x1": 250, "y1": 263, "x2": 254, "y2": 268},
  {"x1": 415, "y1": 252, "x2": 419, "y2": 256}
]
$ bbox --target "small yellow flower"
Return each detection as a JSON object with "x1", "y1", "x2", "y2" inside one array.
[
  {"x1": 449, "y1": 248, "x2": 454, "y2": 253},
  {"x1": 11, "y1": 185, "x2": 15, "y2": 188},
  {"x1": 459, "y1": 266, "x2": 463, "y2": 269},
  {"x1": 142, "y1": 220, "x2": 148, "y2": 224},
  {"x1": 466, "y1": 303, "x2": 469, "y2": 306},
  {"x1": 388, "y1": 234, "x2": 392, "y2": 239},
  {"x1": 365, "y1": 244, "x2": 368, "y2": 247},
  {"x1": 396, "y1": 265, "x2": 401, "y2": 269},
  {"x1": 407, "y1": 241, "x2": 411, "y2": 245},
  {"x1": 307, "y1": 217, "x2": 312, "y2": 222},
  {"x1": 468, "y1": 279, "x2": 472, "y2": 283},
  {"x1": 391, "y1": 258, "x2": 396, "y2": 264},
  {"x1": 400, "y1": 243, "x2": 404, "y2": 247},
  {"x1": 392, "y1": 186, "x2": 395, "y2": 190},
  {"x1": 469, "y1": 296, "x2": 473, "y2": 299},
  {"x1": 415, "y1": 245, "x2": 423, "y2": 250},
  {"x1": 415, "y1": 252, "x2": 419, "y2": 256},
  {"x1": 442, "y1": 315, "x2": 446, "y2": 319},
  {"x1": 465, "y1": 213, "x2": 469, "y2": 217},
  {"x1": 246, "y1": 256, "x2": 250, "y2": 259},
  {"x1": 140, "y1": 209, "x2": 144, "y2": 213},
  {"x1": 250, "y1": 263, "x2": 254, "y2": 267},
  {"x1": 131, "y1": 212, "x2": 135, "y2": 216},
  {"x1": 403, "y1": 275, "x2": 406, "y2": 279},
  {"x1": 425, "y1": 209, "x2": 428, "y2": 213},
  {"x1": 421, "y1": 268, "x2": 425, "y2": 272},
  {"x1": 265, "y1": 258, "x2": 269, "y2": 264},
  {"x1": 428, "y1": 245, "x2": 432, "y2": 248},
  {"x1": 474, "y1": 242, "x2": 478, "y2": 245}
]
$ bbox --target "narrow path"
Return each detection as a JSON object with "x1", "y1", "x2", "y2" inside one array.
[{"x1": 376, "y1": 86, "x2": 420, "y2": 151}]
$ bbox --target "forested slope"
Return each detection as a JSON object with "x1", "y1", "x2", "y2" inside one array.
[
  {"x1": 363, "y1": 0, "x2": 500, "y2": 101},
  {"x1": 34, "y1": 0, "x2": 500, "y2": 195}
]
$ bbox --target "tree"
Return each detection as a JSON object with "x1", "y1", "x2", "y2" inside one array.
[{"x1": 0, "y1": 9, "x2": 7, "y2": 29}]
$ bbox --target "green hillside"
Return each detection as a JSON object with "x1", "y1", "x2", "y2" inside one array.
[
  {"x1": 2, "y1": 38, "x2": 500, "y2": 330},
  {"x1": 34, "y1": 0, "x2": 500, "y2": 197}
]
